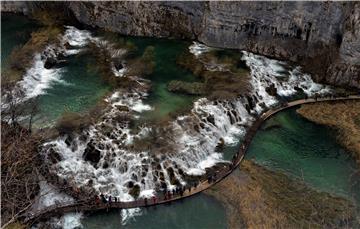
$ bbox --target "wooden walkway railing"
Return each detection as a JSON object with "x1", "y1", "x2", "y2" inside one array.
[{"x1": 20, "y1": 95, "x2": 360, "y2": 225}]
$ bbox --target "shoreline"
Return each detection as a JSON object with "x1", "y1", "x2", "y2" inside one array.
[{"x1": 297, "y1": 100, "x2": 360, "y2": 165}]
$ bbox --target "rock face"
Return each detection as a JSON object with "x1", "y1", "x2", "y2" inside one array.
[
  {"x1": 83, "y1": 140, "x2": 101, "y2": 165},
  {"x1": 2, "y1": 1, "x2": 360, "y2": 88}
]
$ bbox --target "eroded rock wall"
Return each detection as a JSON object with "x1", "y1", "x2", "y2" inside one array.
[{"x1": 2, "y1": 1, "x2": 359, "y2": 88}]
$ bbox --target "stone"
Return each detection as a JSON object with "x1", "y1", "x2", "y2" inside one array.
[
  {"x1": 83, "y1": 141, "x2": 101, "y2": 164},
  {"x1": 167, "y1": 80, "x2": 207, "y2": 95},
  {"x1": 3, "y1": 1, "x2": 359, "y2": 88},
  {"x1": 44, "y1": 57, "x2": 57, "y2": 69},
  {"x1": 206, "y1": 115, "x2": 216, "y2": 126},
  {"x1": 48, "y1": 148, "x2": 62, "y2": 164},
  {"x1": 215, "y1": 138, "x2": 225, "y2": 152},
  {"x1": 129, "y1": 184, "x2": 140, "y2": 198},
  {"x1": 102, "y1": 161, "x2": 109, "y2": 169},
  {"x1": 114, "y1": 62, "x2": 124, "y2": 71},
  {"x1": 265, "y1": 83, "x2": 278, "y2": 96}
]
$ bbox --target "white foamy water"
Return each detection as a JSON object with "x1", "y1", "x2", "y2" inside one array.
[
  {"x1": 3, "y1": 26, "x2": 127, "y2": 107},
  {"x1": 30, "y1": 180, "x2": 82, "y2": 229},
  {"x1": 18, "y1": 54, "x2": 64, "y2": 99},
  {"x1": 41, "y1": 42, "x2": 332, "y2": 213},
  {"x1": 33, "y1": 212, "x2": 83, "y2": 229},
  {"x1": 189, "y1": 42, "x2": 213, "y2": 56},
  {"x1": 30, "y1": 180, "x2": 75, "y2": 213}
]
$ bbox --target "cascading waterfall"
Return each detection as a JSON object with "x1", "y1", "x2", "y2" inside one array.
[
  {"x1": 2, "y1": 26, "x2": 126, "y2": 108},
  {"x1": 41, "y1": 40, "x2": 332, "y2": 203}
]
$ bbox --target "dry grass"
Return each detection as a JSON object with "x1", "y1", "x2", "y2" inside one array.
[
  {"x1": 297, "y1": 100, "x2": 360, "y2": 165},
  {"x1": 3, "y1": 222, "x2": 26, "y2": 229},
  {"x1": 85, "y1": 42, "x2": 154, "y2": 90},
  {"x1": 206, "y1": 160, "x2": 356, "y2": 229},
  {"x1": 176, "y1": 49, "x2": 250, "y2": 100},
  {"x1": 128, "y1": 121, "x2": 179, "y2": 156}
]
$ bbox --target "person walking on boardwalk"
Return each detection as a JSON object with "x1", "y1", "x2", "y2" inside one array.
[
  {"x1": 95, "y1": 195, "x2": 100, "y2": 205},
  {"x1": 100, "y1": 193, "x2": 107, "y2": 204},
  {"x1": 108, "y1": 195, "x2": 112, "y2": 206},
  {"x1": 144, "y1": 198, "x2": 148, "y2": 206}
]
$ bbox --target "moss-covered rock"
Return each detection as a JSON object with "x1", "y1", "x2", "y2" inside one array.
[
  {"x1": 129, "y1": 184, "x2": 140, "y2": 199},
  {"x1": 175, "y1": 49, "x2": 250, "y2": 100},
  {"x1": 167, "y1": 80, "x2": 206, "y2": 95}
]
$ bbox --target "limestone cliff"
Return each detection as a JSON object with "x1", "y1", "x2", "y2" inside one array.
[{"x1": 2, "y1": 1, "x2": 359, "y2": 88}]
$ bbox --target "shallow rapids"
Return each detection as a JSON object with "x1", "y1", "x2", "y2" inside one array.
[{"x1": 41, "y1": 37, "x2": 331, "y2": 202}]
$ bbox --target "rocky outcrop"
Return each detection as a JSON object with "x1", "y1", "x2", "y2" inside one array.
[
  {"x1": 2, "y1": 1, "x2": 360, "y2": 88},
  {"x1": 83, "y1": 140, "x2": 101, "y2": 165},
  {"x1": 167, "y1": 80, "x2": 207, "y2": 95}
]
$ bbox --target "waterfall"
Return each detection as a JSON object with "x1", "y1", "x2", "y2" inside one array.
[{"x1": 41, "y1": 41, "x2": 332, "y2": 202}]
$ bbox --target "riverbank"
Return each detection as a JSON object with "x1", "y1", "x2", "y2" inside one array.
[
  {"x1": 297, "y1": 100, "x2": 360, "y2": 165},
  {"x1": 206, "y1": 160, "x2": 356, "y2": 229}
]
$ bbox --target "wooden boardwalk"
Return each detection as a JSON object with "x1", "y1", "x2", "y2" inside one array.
[{"x1": 20, "y1": 95, "x2": 360, "y2": 225}]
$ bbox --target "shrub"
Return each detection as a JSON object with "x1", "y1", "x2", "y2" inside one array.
[{"x1": 55, "y1": 112, "x2": 91, "y2": 135}]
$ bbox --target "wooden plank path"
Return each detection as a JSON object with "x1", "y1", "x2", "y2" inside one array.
[{"x1": 20, "y1": 95, "x2": 360, "y2": 225}]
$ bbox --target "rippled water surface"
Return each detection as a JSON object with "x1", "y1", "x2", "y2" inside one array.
[
  {"x1": 3, "y1": 14, "x2": 359, "y2": 229},
  {"x1": 246, "y1": 107, "x2": 360, "y2": 203},
  {"x1": 82, "y1": 194, "x2": 227, "y2": 229},
  {"x1": 35, "y1": 54, "x2": 111, "y2": 126}
]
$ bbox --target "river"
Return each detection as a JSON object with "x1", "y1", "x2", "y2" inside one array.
[{"x1": 1, "y1": 14, "x2": 359, "y2": 229}]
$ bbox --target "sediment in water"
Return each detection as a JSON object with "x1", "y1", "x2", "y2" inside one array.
[
  {"x1": 206, "y1": 160, "x2": 357, "y2": 229},
  {"x1": 297, "y1": 100, "x2": 360, "y2": 165}
]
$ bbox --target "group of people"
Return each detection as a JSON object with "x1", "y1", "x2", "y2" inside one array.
[
  {"x1": 94, "y1": 194, "x2": 119, "y2": 205},
  {"x1": 92, "y1": 146, "x2": 247, "y2": 207},
  {"x1": 93, "y1": 182, "x2": 202, "y2": 206}
]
